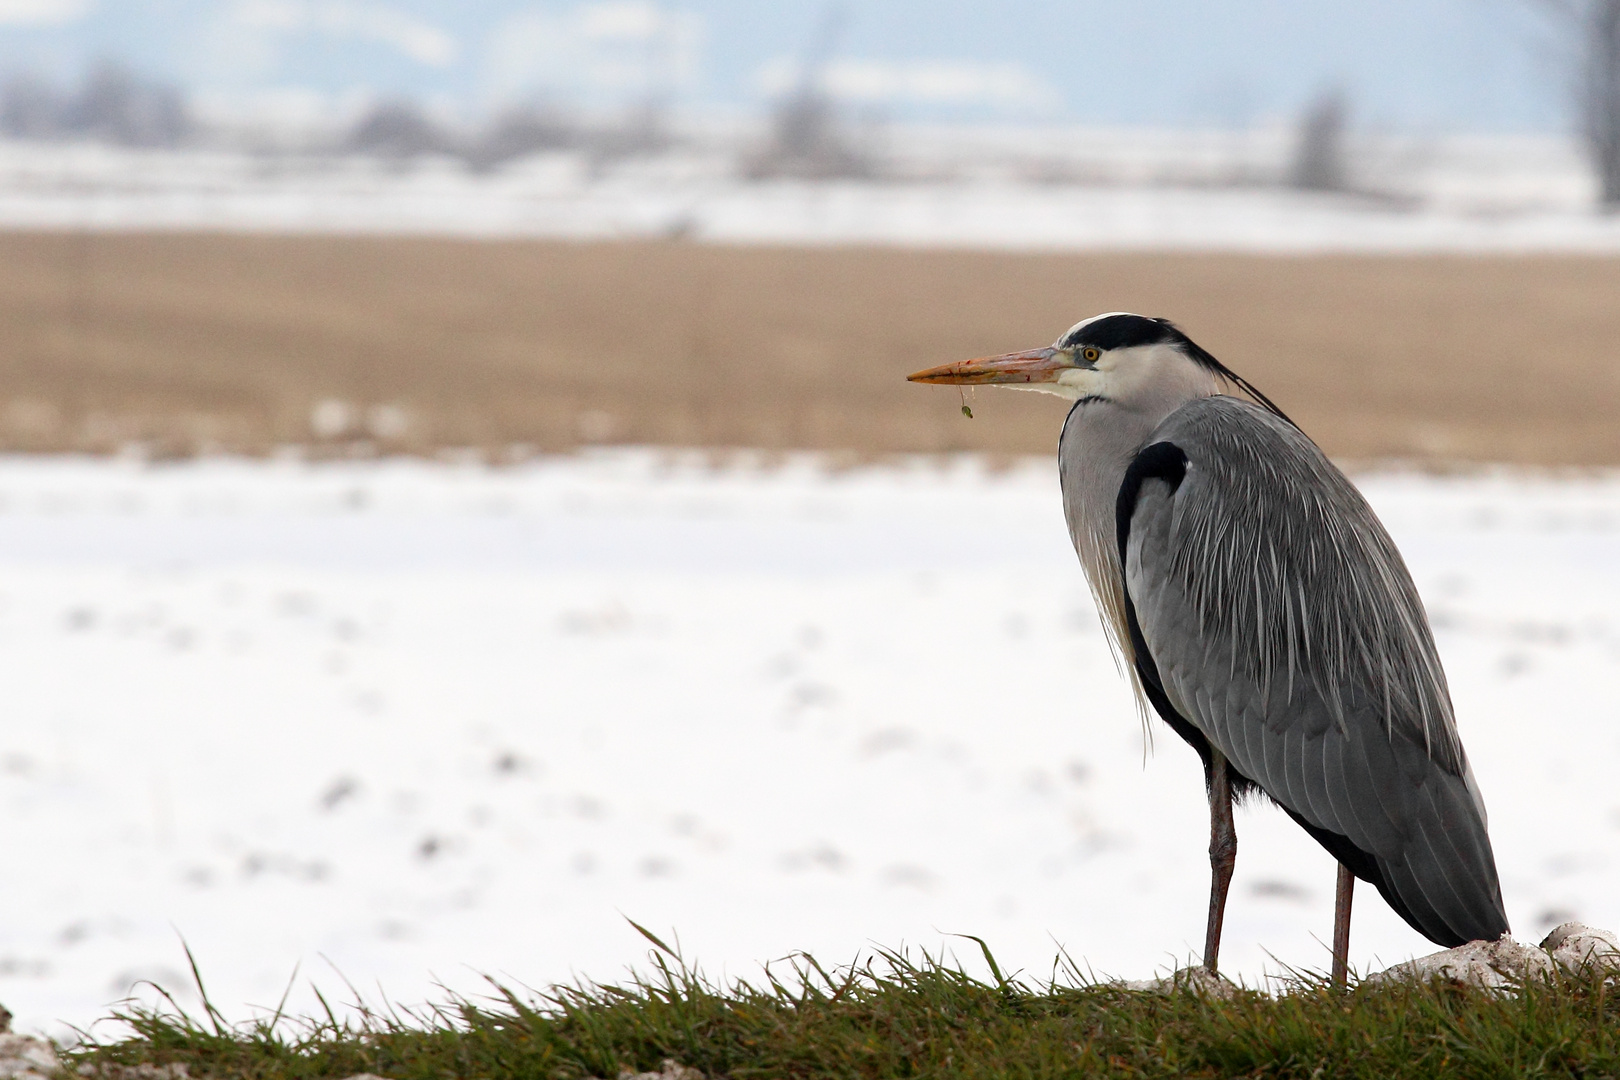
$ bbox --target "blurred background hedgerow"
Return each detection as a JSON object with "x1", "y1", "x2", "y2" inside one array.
[{"x1": 0, "y1": 0, "x2": 1617, "y2": 464}]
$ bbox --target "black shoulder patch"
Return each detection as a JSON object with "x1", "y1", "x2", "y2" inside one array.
[
  {"x1": 1115, "y1": 440, "x2": 1188, "y2": 571},
  {"x1": 1111, "y1": 439, "x2": 1219, "y2": 779},
  {"x1": 1114, "y1": 439, "x2": 1188, "y2": 699}
]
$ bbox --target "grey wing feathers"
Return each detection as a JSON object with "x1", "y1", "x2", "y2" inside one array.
[{"x1": 1123, "y1": 396, "x2": 1508, "y2": 947}]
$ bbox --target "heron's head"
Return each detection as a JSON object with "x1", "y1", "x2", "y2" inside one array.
[{"x1": 908, "y1": 312, "x2": 1249, "y2": 413}]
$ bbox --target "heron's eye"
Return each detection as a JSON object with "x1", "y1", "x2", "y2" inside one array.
[{"x1": 1081, "y1": 347, "x2": 1101, "y2": 363}]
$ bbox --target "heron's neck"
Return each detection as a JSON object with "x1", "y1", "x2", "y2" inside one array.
[{"x1": 1057, "y1": 393, "x2": 1202, "y2": 663}]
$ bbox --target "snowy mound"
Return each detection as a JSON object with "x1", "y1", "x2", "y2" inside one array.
[{"x1": 1372, "y1": 923, "x2": 1620, "y2": 989}]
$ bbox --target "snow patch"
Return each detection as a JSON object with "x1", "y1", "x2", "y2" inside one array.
[{"x1": 0, "y1": 454, "x2": 1609, "y2": 1035}]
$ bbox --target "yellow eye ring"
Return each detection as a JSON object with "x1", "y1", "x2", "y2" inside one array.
[{"x1": 1081, "y1": 347, "x2": 1101, "y2": 362}]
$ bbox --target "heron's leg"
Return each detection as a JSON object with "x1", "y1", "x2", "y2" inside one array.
[
  {"x1": 1331, "y1": 862, "x2": 1354, "y2": 986},
  {"x1": 1203, "y1": 749, "x2": 1237, "y2": 974}
]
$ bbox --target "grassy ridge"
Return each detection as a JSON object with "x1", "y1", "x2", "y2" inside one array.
[{"x1": 68, "y1": 933, "x2": 1620, "y2": 1079}]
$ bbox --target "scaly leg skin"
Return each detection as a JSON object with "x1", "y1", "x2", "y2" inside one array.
[
  {"x1": 1332, "y1": 862, "x2": 1355, "y2": 987},
  {"x1": 1203, "y1": 750, "x2": 1237, "y2": 975}
]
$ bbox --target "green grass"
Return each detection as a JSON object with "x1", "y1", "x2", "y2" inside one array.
[{"x1": 64, "y1": 928, "x2": 1620, "y2": 1080}]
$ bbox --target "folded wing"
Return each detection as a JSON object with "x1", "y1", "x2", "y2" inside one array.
[{"x1": 1118, "y1": 396, "x2": 1508, "y2": 947}]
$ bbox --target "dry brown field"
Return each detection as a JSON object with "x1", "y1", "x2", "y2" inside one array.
[{"x1": 0, "y1": 230, "x2": 1616, "y2": 464}]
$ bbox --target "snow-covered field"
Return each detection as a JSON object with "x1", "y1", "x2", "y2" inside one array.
[
  {"x1": 0, "y1": 452, "x2": 1616, "y2": 1038},
  {"x1": 4, "y1": 129, "x2": 1620, "y2": 252}
]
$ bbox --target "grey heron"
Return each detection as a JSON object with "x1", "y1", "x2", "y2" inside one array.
[{"x1": 909, "y1": 312, "x2": 1508, "y2": 983}]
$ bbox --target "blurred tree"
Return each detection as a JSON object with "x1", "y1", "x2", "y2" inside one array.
[
  {"x1": 1289, "y1": 89, "x2": 1349, "y2": 192},
  {"x1": 744, "y1": 5, "x2": 873, "y2": 180},
  {"x1": 0, "y1": 74, "x2": 64, "y2": 139},
  {"x1": 345, "y1": 99, "x2": 452, "y2": 160},
  {"x1": 466, "y1": 103, "x2": 576, "y2": 171},
  {"x1": 0, "y1": 62, "x2": 188, "y2": 146},
  {"x1": 67, "y1": 60, "x2": 189, "y2": 147},
  {"x1": 1582, "y1": 1, "x2": 1620, "y2": 205},
  {"x1": 1534, "y1": 0, "x2": 1620, "y2": 207},
  {"x1": 586, "y1": 101, "x2": 671, "y2": 171}
]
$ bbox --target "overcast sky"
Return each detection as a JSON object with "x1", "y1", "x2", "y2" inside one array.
[{"x1": 0, "y1": 0, "x2": 1575, "y2": 130}]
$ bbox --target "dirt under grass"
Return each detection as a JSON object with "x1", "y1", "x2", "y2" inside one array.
[
  {"x1": 68, "y1": 938, "x2": 1620, "y2": 1080},
  {"x1": 1, "y1": 231, "x2": 1617, "y2": 464}
]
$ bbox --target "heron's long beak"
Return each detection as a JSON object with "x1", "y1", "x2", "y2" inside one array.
[{"x1": 907, "y1": 347, "x2": 1073, "y2": 385}]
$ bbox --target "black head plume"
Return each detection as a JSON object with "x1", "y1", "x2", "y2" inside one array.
[{"x1": 1060, "y1": 314, "x2": 1291, "y2": 424}]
